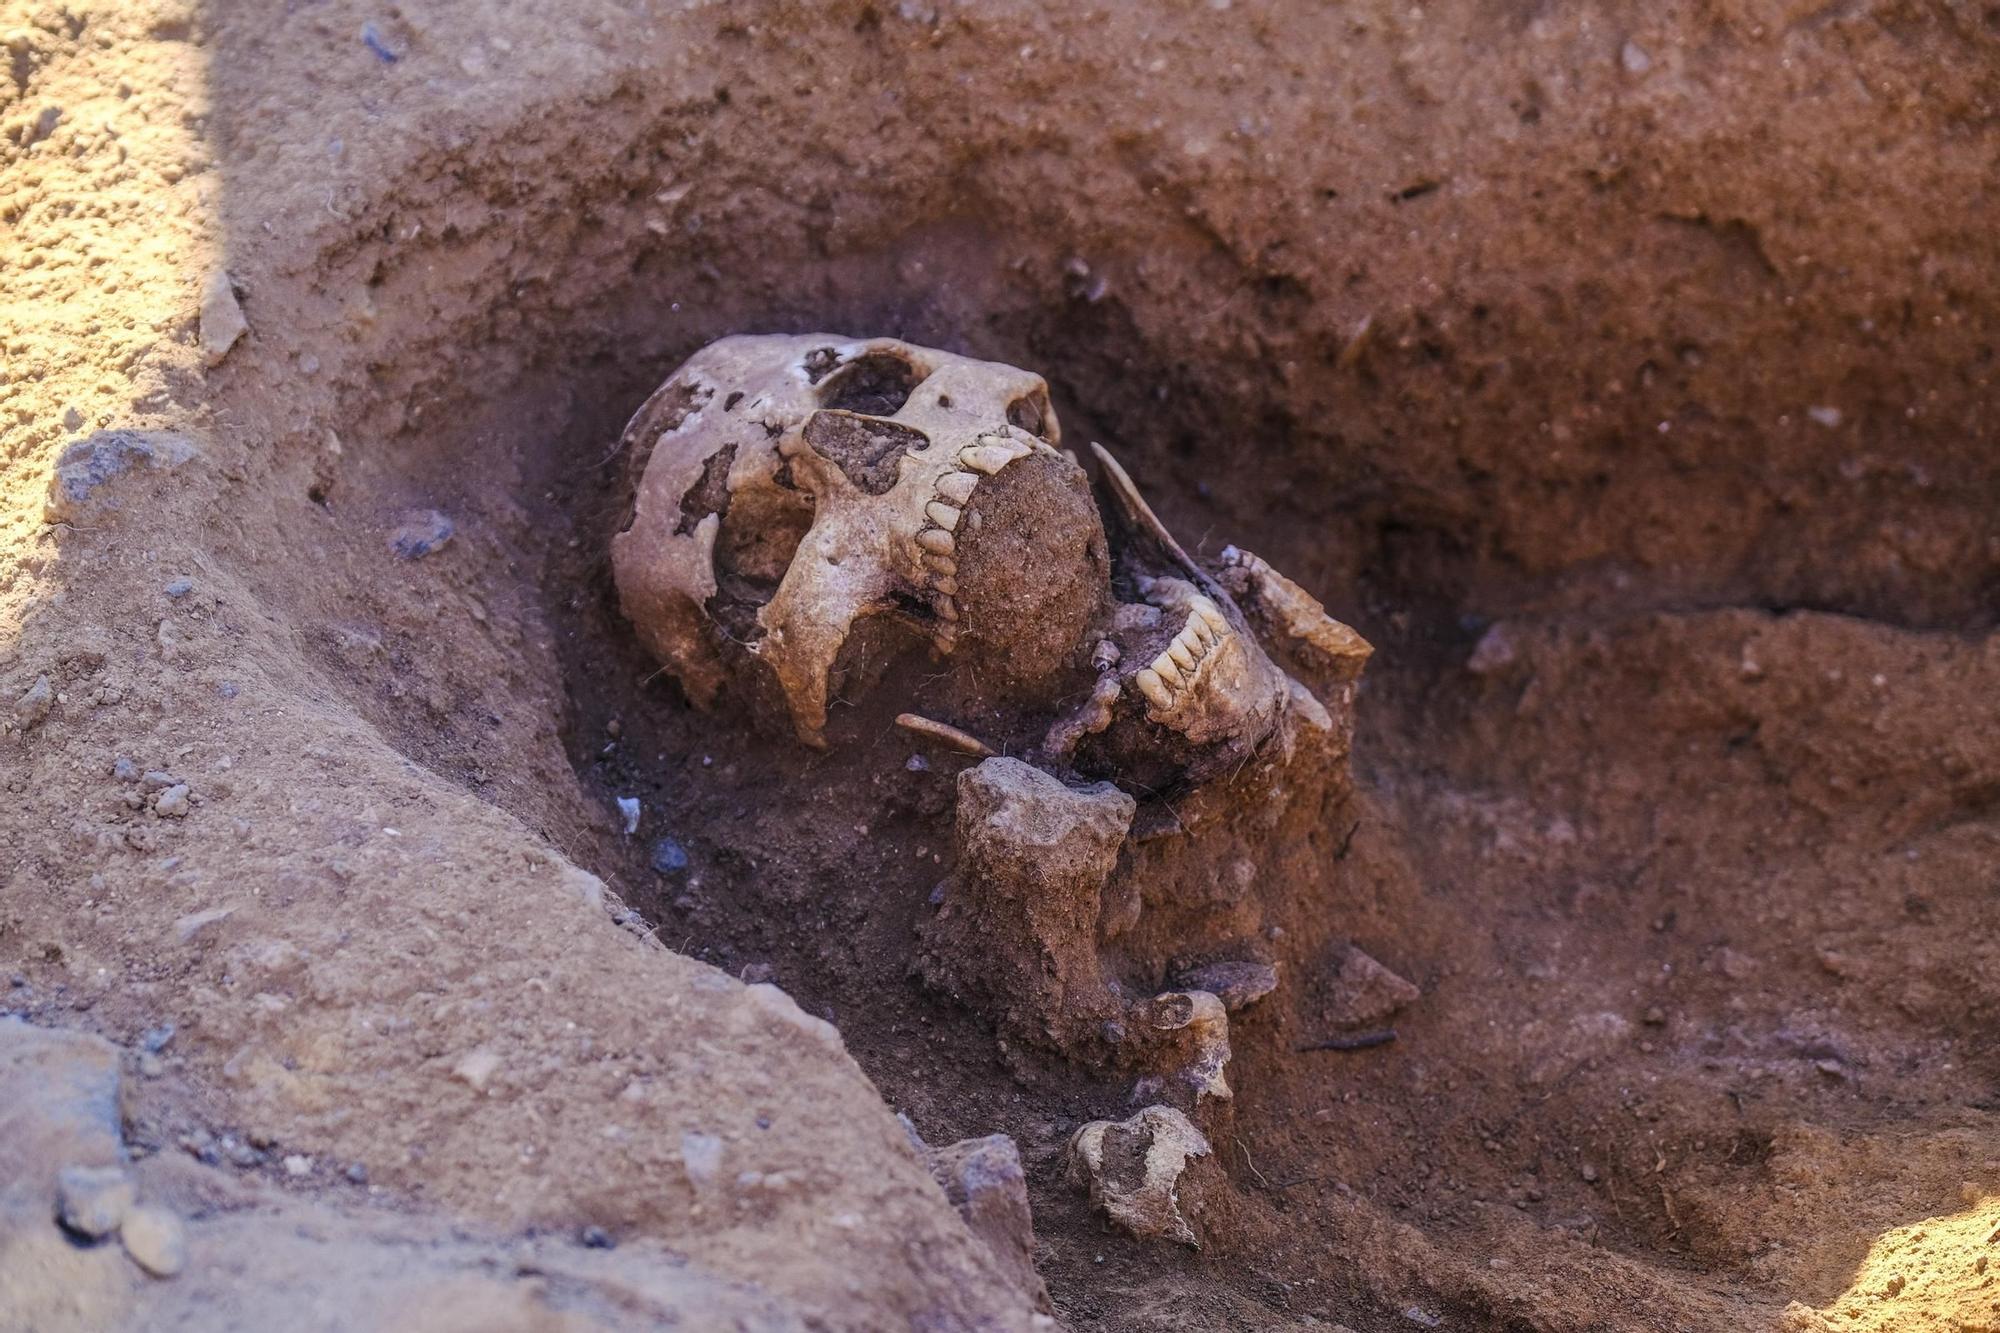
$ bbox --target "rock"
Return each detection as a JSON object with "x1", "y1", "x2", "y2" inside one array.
[
  {"x1": 43, "y1": 430, "x2": 200, "y2": 525},
  {"x1": 152, "y1": 783, "x2": 191, "y2": 818},
  {"x1": 12, "y1": 676, "x2": 52, "y2": 730},
  {"x1": 55, "y1": 1164, "x2": 135, "y2": 1239},
  {"x1": 198, "y1": 270, "x2": 248, "y2": 365},
  {"x1": 615, "y1": 796, "x2": 640, "y2": 836},
  {"x1": 1067, "y1": 1105, "x2": 1211, "y2": 1247},
  {"x1": 651, "y1": 836, "x2": 690, "y2": 876},
  {"x1": 119, "y1": 1203, "x2": 187, "y2": 1277},
  {"x1": 1466, "y1": 622, "x2": 1517, "y2": 675},
  {"x1": 173, "y1": 906, "x2": 234, "y2": 943},
  {"x1": 282, "y1": 1154, "x2": 313, "y2": 1177},
  {"x1": 1174, "y1": 959, "x2": 1279, "y2": 1012},
  {"x1": 1322, "y1": 944, "x2": 1421, "y2": 1029},
  {"x1": 140, "y1": 770, "x2": 179, "y2": 792},
  {"x1": 163, "y1": 577, "x2": 194, "y2": 598},
  {"x1": 927, "y1": 1135, "x2": 1053, "y2": 1314},
  {"x1": 679, "y1": 1131, "x2": 724, "y2": 1192},
  {"x1": 580, "y1": 1224, "x2": 615, "y2": 1249},
  {"x1": 916, "y1": 757, "x2": 1136, "y2": 1058},
  {"x1": 389, "y1": 509, "x2": 454, "y2": 559},
  {"x1": 112, "y1": 756, "x2": 140, "y2": 782},
  {"x1": 450, "y1": 1049, "x2": 501, "y2": 1092}
]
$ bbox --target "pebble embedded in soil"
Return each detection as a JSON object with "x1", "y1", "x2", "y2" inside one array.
[
  {"x1": 389, "y1": 509, "x2": 455, "y2": 559},
  {"x1": 13, "y1": 675, "x2": 52, "y2": 730},
  {"x1": 112, "y1": 756, "x2": 139, "y2": 781},
  {"x1": 153, "y1": 783, "x2": 191, "y2": 818},
  {"x1": 198, "y1": 270, "x2": 248, "y2": 366},
  {"x1": 56, "y1": 1164, "x2": 135, "y2": 1239},
  {"x1": 119, "y1": 1204, "x2": 188, "y2": 1278},
  {"x1": 163, "y1": 577, "x2": 194, "y2": 598},
  {"x1": 451, "y1": 1048, "x2": 501, "y2": 1091},
  {"x1": 651, "y1": 837, "x2": 689, "y2": 876},
  {"x1": 617, "y1": 797, "x2": 641, "y2": 836}
]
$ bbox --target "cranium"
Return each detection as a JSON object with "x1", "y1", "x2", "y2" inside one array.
[{"x1": 611, "y1": 334, "x2": 1109, "y2": 746}]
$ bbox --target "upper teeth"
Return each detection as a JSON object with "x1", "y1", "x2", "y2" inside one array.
[
  {"x1": 1133, "y1": 596, "x2": 1230, "y2": 714},
  {"x1": 914, "y1": 432, "x2": 1037, "y2": 648}
]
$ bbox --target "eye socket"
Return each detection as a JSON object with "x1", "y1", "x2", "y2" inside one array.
[
  {"x1": 1006, "y1": 391, "x2": 1053, "y2": 441},
  {"x1": 819, "y1": 353, "x2": 926, "y2": 417}
]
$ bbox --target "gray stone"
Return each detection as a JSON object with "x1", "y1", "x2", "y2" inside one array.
[
  {"x1": 389, "y1": 509, "x2": 454, "y2": 559},
  {"x1": 153, "y1": 784, "x2": 191, "y2": 818},
  {"x1": 927, "y1": 1134, "x2": 1052, "y2": 1314},
  {"x1": 55, "y1": 1164, "x2": 135, "y2": 1239},
  {"x1": 43, "y1": 431, "x2": 200, "y2": 525},
  {"x1": 12, "y1": 676, "x2": 52, "y2": 730},
  {"x1": 1174, "y1": 959, "x2": 1280, "y2": 1012}
]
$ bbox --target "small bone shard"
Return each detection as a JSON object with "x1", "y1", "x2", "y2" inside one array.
[
  {"x1": 916, "y1": 757, "x2": 1134, "y2": 1055},
  {"x1": 1067, "y1": 1105, "x2": 1212, "y2": 1248}
]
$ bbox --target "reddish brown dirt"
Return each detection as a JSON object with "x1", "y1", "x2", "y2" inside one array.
[{"x1": 5, "y1": 0, "x2": 2000, "y2": 1329}]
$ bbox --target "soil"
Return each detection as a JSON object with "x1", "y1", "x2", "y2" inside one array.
[{"x1": 4, "y1": 0, "x2": 2000, "y2": 1330}]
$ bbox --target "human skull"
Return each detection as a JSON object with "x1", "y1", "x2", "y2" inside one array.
[{"x1": 612, "y1": 334, "x2": 1110, "y2": 746}]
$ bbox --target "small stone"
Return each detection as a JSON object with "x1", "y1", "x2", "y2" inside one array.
[
  {"x1": 137, "y1": 1053, "x2": 165, "y2": 1078},
  {"x1": 43, "y1": 431, "x2": 200, "y2": 525},
  {"x1": 141, "y1": 770, "x2": 179, "y2": 792},
  {"x1": 1807, "y1": 405, "x2": 1842, "y2": 429},
  {"x1": 140, "y1": 1024, "x2": 176, "y2": 1053},
  {"x1": 739, "y1": 962, "x2": 775, "y2": 985},
  {"x1": 173, "y1": 906, "x2": 234, "y2": 943},
  {"x1": 63, "y1": 406, "x2": 84, "y2": 432},
  {"x1": 580, "y1": 1225, "x2": 615, "y2": 1249},
  {"x1": 344, "y1": 1162, "x2": 368, "y2": 1185},
  {"x1": 112, "y1": 757, "x2": 140, "y2": 782},
  {"x1": 1173, "y1": 960, "x2": 1279, "y2": 1013},
  {"x1": 1642, "y1": 1006, "x2": 1665, "y2": 1026},
  {"x1": 1620, "y1": 40, "x2": 1651, "y2": 74},
  {"x1": 56, "y1": 1164, "x2": 135, "y2": 1239},
  {"x1": 222, "y1": 1139, "x2": 260, "y2": 1169},
  {"x1": 199, "y1": 270, "x2": 248, "y2": 366},
  {"x1": 163, "y1": 577, "x2": 194, "y2": 599},
  {"x1": 120, "y1": 1204, "x2": 187, "y2": 1277},
  {"x1": 153, "y1": 784, "x2": 191, "y2": 818},
  {"x1": 14, "y1": 676, "x2": 52, "y2": 730},
  {"x1": 451, "y1": 1049, "x2": 501, "y2": 1092},
  {"x1": 680, "y1": 1131, "x2": 724, "y2": 1192},
  {"x1": 651, "y1": 836, "x2": 689, "y2": 876},
  {"x1": 616, "y1": 797, "x2": 641, "y2": 836},
  {"x1": 389, "y1": 509, "x2": 454, "y2": 559},
  {"x1": 1322, "y1": 944, "x2": 1421, "y2": 1028},
  {"x1": 1580, "y1": 1162, "x2": 1600, "y2": 1182},
  {"x1": 1466, "y1": 623, "x2": 1516, "y2": 675},
  {"x1": 282, "y1": 1154, "x2": 313, "y2": 1177}
]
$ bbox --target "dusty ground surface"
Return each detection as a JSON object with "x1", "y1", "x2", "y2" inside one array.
[{"x1": 4, "y1": 0, "x2": 2000, "y2": 1329}]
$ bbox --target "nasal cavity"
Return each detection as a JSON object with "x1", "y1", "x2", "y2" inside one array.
[
  {"x1": 802, "y1": 410, "x2": 930, "y2": 495},
  {"x1": 819, "y1": 352, "x2": 925, "y2": 417}
]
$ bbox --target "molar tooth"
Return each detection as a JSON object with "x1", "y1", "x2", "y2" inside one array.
[
  {"x1": 931, "y1": 576, "x2": 958, "y2": 597},
  {"x1": 935, "y1": 471, "x2": 978, "y2": 505},
  {"x1": 1151, "y1": 654, "x2": 1184, "y2": 689},
  {"x1": 1167, "y1": 639, "x2": 1197, "y2": 672},
  {"x1": 924, "y1": 553, "x2": 958, "y2": 576},
  {"x1": 1135, "y1": 668, "x2": 1173, "y2": 711},
  {"x1": 925, "y1": 500, "x2": 963, "y2": 531},
  {"x1": 916, "y1": 528, "x2": 956, "y2": 556},
  {"x1": 960, "y1": 445, "x2": 1019, "y2": 475},
  {"x1": 933, "y1": 596, "x2": 959, "y2": 621}
]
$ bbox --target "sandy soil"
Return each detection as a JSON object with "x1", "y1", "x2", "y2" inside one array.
[{"x1": 4, "y1": 0, "x2": 1999, "y2": 1329}]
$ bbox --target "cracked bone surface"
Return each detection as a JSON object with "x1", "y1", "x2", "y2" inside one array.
[
  {"x1": 611, "y1": 334, "x2": 1104, "y2": 746},
  {"x1": 1067, "y1": 1105, "x2": 1213, "y2": 1248}
]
